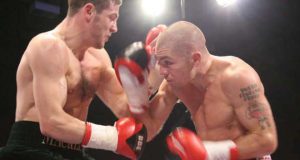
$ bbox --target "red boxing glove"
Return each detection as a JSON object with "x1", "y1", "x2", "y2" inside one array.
[
  {"x1": 145, "y1": 24, "x2": 167, "y2": 95},
  {"x1": 145, "y1": 24, "x2": 167, "y2": 55},
  {"x1": 145, "y1": 24, "x2": 167, "y2": 68},
  {"x1": 114, "y1": 42, "x2": 150, "y2": 114},
  {"x1": 166, "y1": 127, "x2": 239, "y2": 160},
  {"x1": 115, "y1": 117, "x2": 147, "y2": 160},
  {"x1": 166, "y1": 127, "x2": 207, "y2": 160},
  {"x1": 82, "y1": 117, "x2": 147, "y2": 160}
]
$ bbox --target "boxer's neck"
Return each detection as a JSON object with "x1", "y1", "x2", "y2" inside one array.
[
  {"x1": 191, "y1": 53, "x2": 213, "y2": 90},
  {"x1": 55, "y1": 17, "x2": 89, "y2": 60}
]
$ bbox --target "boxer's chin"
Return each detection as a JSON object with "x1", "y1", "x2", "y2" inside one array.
[{"x1": 95, "y1": 41, "x2": 105, "y2": 49}]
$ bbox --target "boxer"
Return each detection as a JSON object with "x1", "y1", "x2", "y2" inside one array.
[
  {"x1": 117, "y1": 21, "x2": 278, "y2": 160},
  {"x1": 0, "y1": 1, "x2": 147, "y2": 160}
]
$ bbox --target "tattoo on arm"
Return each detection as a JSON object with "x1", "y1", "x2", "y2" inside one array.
[
  {"x1": 239, "y1": 84, "x2": 260, "y2": 101},
  {"x1": 239, "y1": 84, "x2": 271, "y2": 130},
  {"x1": 246, "y1": 102, "x2": 271, "y2": 130}
]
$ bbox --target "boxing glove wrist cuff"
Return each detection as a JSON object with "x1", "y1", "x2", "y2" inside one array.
[
  {"x1": 82, "y1": 122, "x2": 118, "y2": 151},
  {"x1": 203, "y1": 140, "x2": 238, "y2": 160}
]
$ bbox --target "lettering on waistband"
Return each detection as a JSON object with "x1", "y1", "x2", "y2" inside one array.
[
  {"x1": 256, "y1": 155, "x2": 272, "y2": 160},
  {"x1": 42, "y1": 136, "x2": 82, "y2": 151}
]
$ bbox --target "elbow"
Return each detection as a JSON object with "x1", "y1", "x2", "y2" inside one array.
[
  {"x1": 39, "y1": 117, "x2": 59, "y2": 137},
  {"x1": 39, "y1": 120, "x2": 52, "y2": 137},
  {"x1": 260, "y1": 132, "x2": 278, "y2": 155},
  {"x1": 267, "y1": 134, "x2": 278, "y2": 154}
]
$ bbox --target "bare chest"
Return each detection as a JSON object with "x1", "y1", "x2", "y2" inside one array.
[
  {"x1": 64, "y1": 53, "x2": 103, "y2": 111},
  {"x1": 177, "y1": 85, "x2": 244, "y2": 140}
]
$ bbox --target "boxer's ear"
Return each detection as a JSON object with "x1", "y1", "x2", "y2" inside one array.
[
  {"x1": 192, "y1": 52, "x2": 201, "y2": 66},
  {"x1": 83, "y1": 3, "x2": 95, "y2": 21}
]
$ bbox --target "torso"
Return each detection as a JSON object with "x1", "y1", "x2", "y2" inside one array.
[
  {"x1": 173, "y1": 56, "x2": 247, "y2": 141},
  {"x1": 15, "y1": 32, "x2": 107, "y2": 122},
  {"x1": 63, "y1": 48, "x2": 101, "y2": 118}
]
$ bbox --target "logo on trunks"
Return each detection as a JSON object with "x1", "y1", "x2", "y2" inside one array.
[
  {"x1": 135, "y1": 135, "x2": 144, "y2": 151},
  {"x1": 42, "y1": 136, "x2": 82, "y2": 151}
]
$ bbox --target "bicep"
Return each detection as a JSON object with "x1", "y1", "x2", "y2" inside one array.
[
  {"x1": 235, "y1": 91, "x2": 274, "y2": 131},
  {"x1": 227, "y1": 79, "x2": 278, "y2": 158},
  {"x1": 28, "y1": 38, "x2": 68, "y2": 120},
  {"x1": 224, "y1": 71, "x2": 275, "y2": 132},
  {"x1": 32, "y1": 73, "x2": 67, "y2": 118}
]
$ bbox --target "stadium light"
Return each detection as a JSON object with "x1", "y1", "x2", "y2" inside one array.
[
  {"x1": 216, "y1": 0, "x2": 237, "y2": 7},
  {"x1": 142, "y1": 0, "x2": 167, "y2": 17}
]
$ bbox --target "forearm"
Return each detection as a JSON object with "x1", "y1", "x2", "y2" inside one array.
[
  {"x1": 96, "y1": 87, "x2": 131, "y2": 118},
  {"x1": 40, "y1": 112, "x2": 86, "y2": 144},
  {"x1": 133, "y1": 112, "x2": 163, "y2": 141},
  {"x1": 202, "y1": 132, "x2": 277, "y2": 160},
  {"x1": 234, "y1": 131, "x2": 277, "y2": 159},
  {"x1": 133, "y1": 96, "x2": 176, "y2": 141},
  {"x1": 96, "y1": 65, "x2": 132, "y2": 118},
  {"x1": 108, "y1": 94, "x2": 131, "y2": 118},
  {"x1": 167, "y1": 128, "x2": 277, "y2": 160}
]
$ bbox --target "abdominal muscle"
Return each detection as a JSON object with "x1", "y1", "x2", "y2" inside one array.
[
  {"x1": 15, "y1": 88, "x2": 92, "y2": 123},
  {"x1": 191, "y1": 106, "x2": 246, "y2": 141},
  {"x1": 15, "y1": 59, "x2": 94, "y2": 122}
]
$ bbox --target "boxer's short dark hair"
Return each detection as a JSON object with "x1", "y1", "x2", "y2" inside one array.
[{"x1": 68, "y1": 0, "x2": 122, "y2": 16}]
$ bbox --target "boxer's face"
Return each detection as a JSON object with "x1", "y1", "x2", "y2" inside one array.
[
  {"x1": 90, "y1": 2, "x2": 119, "y2": 48},
  {"x1": 156, "y1": 49, "x2": 193, "y2": 87}
]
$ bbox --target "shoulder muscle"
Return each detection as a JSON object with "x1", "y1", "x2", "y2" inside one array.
[
  {"x1": 27, "y1": 33, "x2": 69, "y2": 77},
  {"x1": 221, "y1": 61, "x2": 264, "y2": 106}
]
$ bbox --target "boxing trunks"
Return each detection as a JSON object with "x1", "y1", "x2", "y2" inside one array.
[
  {"x1": 252, "y1": 155, "x2": 272, "y2": 160},
  {"x1": 0, "y1": 121, "x2": 95, "y2": 160}
]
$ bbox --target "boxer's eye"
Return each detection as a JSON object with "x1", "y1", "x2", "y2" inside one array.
[
  {"x1": 163, "y1": 61, "x2": 172, "y2": 66},
  {"x1": 109, "y1": 14, "x2": 118, "y2": 21}
]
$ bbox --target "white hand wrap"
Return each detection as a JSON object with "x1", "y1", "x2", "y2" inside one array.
[
  {"x1": 82, "y1": 123, "x2": 118, "y2": 151},
  {"x1": 203, "y1": 140, "x2": 238, "y2": 160}
]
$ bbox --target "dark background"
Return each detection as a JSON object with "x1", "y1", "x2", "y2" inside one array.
[{"x1": 0, "y1": 0, "x2": 299, "y2": 159}]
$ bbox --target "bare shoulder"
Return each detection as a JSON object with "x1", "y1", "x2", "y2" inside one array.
[
  {"x1": 221, "y1": 56, "x2": 260, "y2": 81},
  {"x1": 220, "y1": 56, "x2": 264, "y2": 97},
  {"x1": 27, "y1": 32, "x2": 68, "y2": 57},
  {"x1": 86, "y1": 47, "x2": 112, "y2": 68},
  {"x1": 32, "y1": 32, "x2": 67, "y2": 50},
  {"x1": 26, "y1": 32, "x2": 70, "y2": 72}
]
